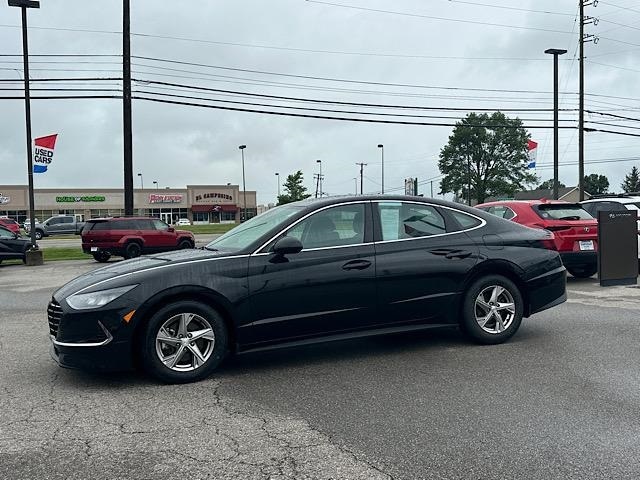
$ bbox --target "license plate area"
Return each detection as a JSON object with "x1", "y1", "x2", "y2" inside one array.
[
  {"x1": 90, "y1": 247, "x2": 99, "y2": 252},
  {"x1": 579, "y1": 240, "x2": 594, "y2": 251}
]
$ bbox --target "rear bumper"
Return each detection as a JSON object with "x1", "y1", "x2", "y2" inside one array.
[
  {"x1": 525, "y1": 266, "x2": 567, "y2": 316},
  {"x1": 559, "y1": 251, "x2": 597, "y2": 268}
]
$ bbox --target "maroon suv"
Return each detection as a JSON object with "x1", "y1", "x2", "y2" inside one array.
[{"x1": 81, "y1": 217, "x2": 195, "y2": 262}]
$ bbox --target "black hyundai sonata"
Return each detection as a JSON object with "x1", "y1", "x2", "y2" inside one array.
[{"x1": 49, "y1": 196, "x2": 566, "y2": 383}]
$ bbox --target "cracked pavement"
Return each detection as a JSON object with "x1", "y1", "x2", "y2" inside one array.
[{"x1": 2, "y1": 261, "x2": 640, "y2": 479}]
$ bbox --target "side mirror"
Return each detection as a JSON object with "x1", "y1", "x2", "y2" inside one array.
[
  {"x1": 167, "y1": 227, "x2": 175, "y2": 233},
  {"x1": 273, "y1": 236, "x2": 303, "y2": 256}
]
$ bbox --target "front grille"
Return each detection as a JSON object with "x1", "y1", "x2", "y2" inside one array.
[{"x1": 47, "y1": 299, "x2": 63, "y2": 338}]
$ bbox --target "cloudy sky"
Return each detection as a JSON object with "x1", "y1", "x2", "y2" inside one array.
[{"x1": 0, "y1": 0, "x2": 638, "y2": 204}]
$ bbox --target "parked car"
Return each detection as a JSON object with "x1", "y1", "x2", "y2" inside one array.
[
  {"x1": 476, "y1": 200, "x2": 598, "y2": 278},
  {"x1": 81, "y1": 216, "x2": 195, "y2": 262},
  {"x1": 0, "y1": 225, "x2": 30, "y2": 264},
  {"x1": 26, "y1": 215, "x2": 85, "y2": 240},
  {"x1": 175, "y1": 218, "x2": 192, "y2": 226},
  {"x1": 23, "y1": 218, "x2": 39, "y2": 230},
  {"x1": 50, "y1": 196, "x2": 567, "y2": 383},
  {"x1": 0, "y1": 217, "x2": 21, "y2": 235},
  {"x1": 581, "y1": 194, "x2": 640, "y2": 259}
]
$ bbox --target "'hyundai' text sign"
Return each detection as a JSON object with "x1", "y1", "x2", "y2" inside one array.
[{"x1": 598, "y1": 210, "x2": 638, "y2": 286}]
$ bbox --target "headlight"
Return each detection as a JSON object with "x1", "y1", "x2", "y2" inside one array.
[{"x1": 66, "y1": 285, "x2": 138, "y2": 310}]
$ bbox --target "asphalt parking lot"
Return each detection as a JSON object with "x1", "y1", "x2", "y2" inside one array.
[{"x1": 2, "y1": 261, "x2": 640, "y2": 479}]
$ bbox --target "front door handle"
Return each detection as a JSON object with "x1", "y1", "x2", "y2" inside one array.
[
  {"x1": 342, "y1": 259, "x2": 372, "y2": 271},
  {"x1": 445, "y1": 250, "x2": 472, "y2": 259}
]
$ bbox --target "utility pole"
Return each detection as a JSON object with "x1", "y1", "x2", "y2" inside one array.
[
  {"x1": 353, "y1": 178, "x2": 357, "y2": 195},
  {"x1": 239, "y1": 145, "x2": 247, "y2": 221},
  {"x1": 579, "y1": 0, "x2": 599, "y2": 201},
  {"x1": 545, "y1": 48, "x2": 567, "y2": 200},
  {"x1": 430, "y1": 180, "x2": 434, "y2": 198},
  {"x1": 123, "y1": 0, "x2": 133, "y2": 215},
  {"x1": 377, "y1": 144, "x2": 384, "y2": 194},
  {"x1": 467, "y1": 158, "x2": 472, "y2": 206},
  {"x1": 356, "y1": 163, "x2": 367, "y2": 195}
]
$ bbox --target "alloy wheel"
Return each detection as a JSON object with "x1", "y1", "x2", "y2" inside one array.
[
  {"x1": 155, "y1": 313, "x2": 216, "y2": 372},
  {"x1": 474, "y1": 285, "x2": 516, "y2": 334}
]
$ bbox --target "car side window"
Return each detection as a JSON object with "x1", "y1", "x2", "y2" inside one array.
[
  {"x1": 152, "y1": 219, "x2": 170, "y2": 231},
  {"x1": 61, "y1": 217, "x2": 74, "y2": 224},
  {"x1": 448, "y1": 210, "x2": 482, "y2": 231},
  {"x1": 48, "y1": 218, "x2": 61, "y2": 225},
  {"x1": 285, "y1": 204, "x2": 365, "y2": 249},
  {"x1": 0, "y1": 228, "x2": 14, "y2": 238},
  {"x1": 135, "y1": 219, "x2": 155, "y2": 230},
  {"x1": 378, "y1": 202, "x2": 446, "y2": 240}
]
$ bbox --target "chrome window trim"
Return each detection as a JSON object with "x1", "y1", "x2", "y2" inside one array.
[
  {"x1": 50, "y1": 320, "x2": 113, "y2": 348},
  {"x1": 252, "y1": 241, "x2": 375, "y2": 257},
  {"x1": 373, "y1": 200, "x2": 487, "y2": 244},
  {"x1": 251, "y1": 200, "x2": 370, "y2": 255}
]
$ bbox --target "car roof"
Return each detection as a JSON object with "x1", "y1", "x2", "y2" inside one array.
[
  {"x1": 582, "y1": 196, "x2": 640, "y2": 203},
  {"x1": 477, "y1": 199, "x2": 573, "y2": 207},
  {"x1": 87, "y1": 216, "x2": 156, "y2": 222}
]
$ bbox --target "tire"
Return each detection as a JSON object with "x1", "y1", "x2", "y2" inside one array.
[
  {"x1": 34, "y1": 230, "x2": 43, "y2": 240},
  {"x1": 178, "y1": 239, "x2": 193, "y2": 250},
  {"x1": 460, "y1": 275, "x2": 524, "y2": 345},
  {"x1": 566, "y1": 265, "x2": 597, "y2": 278},
  {"x1": 124, "y1": 242, "x2": 142, "y2": 259},
  {"x1": 92, "y1": 251, "x2": 111, "y2": 263},
  {"x1": 139, "y1": 300, "x2": 228, "y2": 383}
]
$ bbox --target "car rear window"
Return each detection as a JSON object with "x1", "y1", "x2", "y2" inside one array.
[
  {"x1": 83, "y1": 221, "x2": 107, "y2": 233},
  {"x1": 534, "y1": 204, "x2": 593, "y2": 221}
]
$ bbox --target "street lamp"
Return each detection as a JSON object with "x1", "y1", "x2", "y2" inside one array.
[
  {"x1": 275, "y1": 172, "x2": 280, "y2": 199},
  {"x1": 545, "y1": 48, "x2": 568, "y2": 201},
  {"x1": 316, "y1": 159, "x2": 323, "y2": 198},
  {"x1": 239, "y1": 145, "x2": 247, "y2": 222},
  {"x1": 353, "y1": 177, "x2": 358, "y2": 195},
  {"x1": 378, "y1": 144, "x2": 384, "y2": 194},
  {"x1": 152, "y1": 180, "x2": 158, "y2": 190},
  {"x1": 8, "y1": 0, "x2": 40, "y2": 259},
  {"x1": 137, "y1": 172, "x2": 144, "y2": 189}
]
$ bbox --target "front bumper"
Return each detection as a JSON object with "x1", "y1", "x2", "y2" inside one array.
[{"x1": 50, "y1": 338, "x2": 133, "y2": 371}]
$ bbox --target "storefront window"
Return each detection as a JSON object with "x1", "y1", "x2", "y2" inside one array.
[{"x1": 193, "y1": 212, "x2": 209, "y2": 223}]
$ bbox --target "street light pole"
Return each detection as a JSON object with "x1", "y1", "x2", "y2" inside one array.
[
  {"x1": 316, "y1": 160, "x2": 323, "y2": 197},
  {"x1": 239, "y1": 145, "x2": 247, "y2": 222},
  {"x1": 9, "y1": 0, "x2": 40, "y2": 254},
  {"x1": 137, "y1": 173, "x2": 143, "y2": 189},
  {"x1": 275, "y1": 172, "x2": 280, "y2": 199},
  {"x1": 153, "y1": 180, "x2": 158, "y2": 190},
  {"x1": 378, "y1": 144, "x2": 384, "y2": 194},
  {"x1": 545, "y1": 48, "x2": 567, "y2": 201}
]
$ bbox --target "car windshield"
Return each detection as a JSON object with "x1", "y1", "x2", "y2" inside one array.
[
  {"x1": 535, "y1": 204, "x2": 593, "y2": 221},
  {"x1": 205, "y1": 204, "x2": 303, "y2": 252}
]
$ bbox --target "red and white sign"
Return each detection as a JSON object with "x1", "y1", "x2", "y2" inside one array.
[
  {"x1": 149, "y1": 193, "x2": 183, "y2": 204},
  {"x1": 33, "y1": 134, "x2": 58, "y2": 173},
  {"x1": 527, "y1": 139, "x2": 538, "y2": 169}
]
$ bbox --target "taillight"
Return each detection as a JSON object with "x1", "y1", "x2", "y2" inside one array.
[{"x1": 539, "y1": 230, "x2": 557, "y2": 250}]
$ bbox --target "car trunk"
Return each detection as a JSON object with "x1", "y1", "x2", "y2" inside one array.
[{"x1": 532, "y1": 204, "x2": 598, "y2": 253}]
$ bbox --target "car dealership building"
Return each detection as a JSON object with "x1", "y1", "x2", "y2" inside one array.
[{"x1": 0, "y1": 184, "x2": 257, "y2": 225}]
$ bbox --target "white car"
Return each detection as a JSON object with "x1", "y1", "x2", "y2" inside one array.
[
  {"x1": 581, "y1": 195, "x2": 640, "y2": 259},
  {"x1": 175, "y1": 218, "x2": 191, "y2": 226}
]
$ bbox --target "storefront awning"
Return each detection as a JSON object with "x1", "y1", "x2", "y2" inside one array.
[{"x1": 191, "y1": 205, "x2": 238, "y2": 213}]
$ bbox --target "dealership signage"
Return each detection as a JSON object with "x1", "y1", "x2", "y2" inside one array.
[
  {"x1": 56, "y1": 195, "x2": 105, "y2": 203},
  {"x1": 0, "y1": 193, "x2": 9, "y2": 204},
  {"x1": 149, "y1": 193, "x2": 184, "y2": 204},
  {"x1": 195, "y1": 192, "x2": 232, "y2": 202},
  {"x1": 33, "y1": 134, "x2": 58, "y2": 174}
]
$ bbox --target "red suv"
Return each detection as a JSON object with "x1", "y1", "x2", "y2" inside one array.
[
  {"x1": 476, "y1": 200, "x2": 598, "y2": 278},
  {"x1": 0, "y1": 217, "x2": 21, "y2": 235},
  {"x1": 81, "y1": 217, "x2": 195, "y2": 262}
]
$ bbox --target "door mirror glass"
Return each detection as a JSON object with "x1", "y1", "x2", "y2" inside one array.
[
  {"x1": 273, "y1": 236, "x2": 303, "y2": 255},
  {"x1": 167, "y1": 227, "x2": 175, "y2": 233}
]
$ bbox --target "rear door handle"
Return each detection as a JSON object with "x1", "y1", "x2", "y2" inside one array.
[{"x1": 342, "y1": 259, "x2": 372, "y2": 271}]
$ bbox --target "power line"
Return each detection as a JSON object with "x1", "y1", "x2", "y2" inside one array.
[
  {"x1": 584, "y1": 127, "x2": 640, "y2": 138},
  {"x1": 434, "y1": 0, "x2": 575, "y2": 16}
]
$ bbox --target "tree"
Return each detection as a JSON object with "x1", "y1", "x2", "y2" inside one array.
[
  {"x1": 537, "y1": 179, "x2": 566, "y2": 190},
  {"x1": 277, "y1": 170, "x2": 311, "y2": 205},
  {"x1": 438, "y1": 112, "x2": 537, "y2": 204},
  {"x1": 583, "y1": 174, "x2": 609, "y2": 195},
  {"x1": 621, "y1": 166, "x2": 640, "y2": 193}
]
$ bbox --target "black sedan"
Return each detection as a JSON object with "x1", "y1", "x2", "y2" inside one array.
[
  {"x1": 0, "y1": 225, "x2": 29, "y2": 264},
  {"x1": 49, "y1": 196, "x2": 566, "y2": 383}
]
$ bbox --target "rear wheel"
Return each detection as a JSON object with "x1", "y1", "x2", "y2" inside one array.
[
  {"x1": 566, "y1": 265, "x2": 597, "y2": 278},
  {"x1": 34, "y1": 230, "x2": 43, "y2": 240},
  {"x1": 140, "y1": 300, "x2": 228, "y2": 383},
  {"x1": 92, "y1": 251, "x2": 111, "y2": 263},
  {"x1": 124, "y1": 242, "x2": 142, "y2": 259},
  {"x1": 460, "y1": 275, "x2": 523, "y2": 345}
]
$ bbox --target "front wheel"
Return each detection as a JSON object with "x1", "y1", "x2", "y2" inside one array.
[
  {"x1": 139, "y1": 301, "x2": 228, "y2": 383},
  {"x1": 566, "y1": 265, "x2": 597, "y2": 278},
  {"x1": 124, "y1": 242, "x2": 142, "y2": 259},
  {"x1": 34, "y1": 230, "x2": 43, "y2": 240},
  {"x1": 460, "y1": 275, "x2": 524, "y2": 345}
]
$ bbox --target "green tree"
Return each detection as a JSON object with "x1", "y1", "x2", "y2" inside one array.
[
  {"x1": 621, "y1": 166, "x2": 640, "y2": 193},
  {"x1": 438, "y1": 112, "x2": 537, "y2": 204},
  {"x1": 583, "y1": 174, "x2": 609, "y2": 195},
  {"x1": 537, "y1": 179, "x2": 566, "y2": 190},
  {"x1": 277, "y1": 170, "x2": 311, "y2": 205}
]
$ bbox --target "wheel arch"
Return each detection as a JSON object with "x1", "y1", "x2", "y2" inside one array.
[
  {"x1": 462, "y1": 260, "x2": 531, "y2": 317},
  {"x1": 130, "y1": 285, "x2": 237, "y2": 364}
]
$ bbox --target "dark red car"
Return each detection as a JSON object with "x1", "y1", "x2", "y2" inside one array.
[
  {"x1": 81, "y1": 217, "x2": 195, "y2": 262},
  {"x1": 0, "y1": 217, "x2": 21, "y2": 235},
  {"x1": 476, "y1": 200, "x2": 598, "y2": 278}
]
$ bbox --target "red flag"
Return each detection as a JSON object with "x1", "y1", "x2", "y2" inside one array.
[{"x1": 34, "y1": 134, "x2": 58, "y2": 150}]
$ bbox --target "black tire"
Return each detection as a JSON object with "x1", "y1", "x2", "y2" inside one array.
[
  {"x1": 124, "y1": 242, "x2": 142, "y2": 259},
  {"x1": 178, "y1": 239, "x2": 193, "y2": 250},
  {"x1": 460, "y1": 275, "x2": 524, "y2": 345},
  {"x1": 566, "y1": 265, "x2": 597, "y2": 278},
  {"x1": 34, "y1": 230, "x2": 43, "y2": 240},
  {"x1": 92, "y1": 251, "x2": 111, "y2": 263},
  {"x1": 139, "y1": 300, "x2": 228, "y2": 383}
]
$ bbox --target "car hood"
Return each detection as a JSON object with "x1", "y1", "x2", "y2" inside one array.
[{"x1": 53, "y1": 248, "x2": 237, "y2": 298}]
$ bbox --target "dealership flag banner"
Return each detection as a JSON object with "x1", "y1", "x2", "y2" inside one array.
[
  {"x1": 33, "y1": 134, "x2": 58, "y2": 173},
  {"x1": 527, "y1": 139, "x2": 538, "y2": 169}
]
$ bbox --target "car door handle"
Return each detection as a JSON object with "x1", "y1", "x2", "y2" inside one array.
[
  {"x1": 342, "y1": 259, "x2": 372, "y2": 271},
  {"x1": 445, "y1": 250, "x2": 472, "y2": 259}
]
